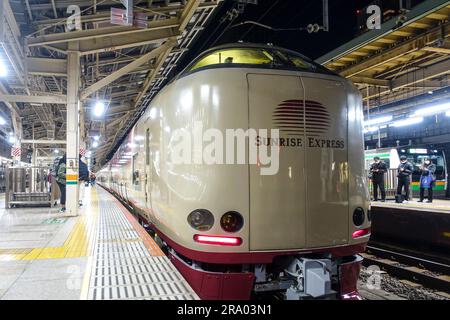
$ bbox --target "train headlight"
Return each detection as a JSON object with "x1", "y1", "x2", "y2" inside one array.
[
  {"x1": 220, "y1": 211, "x2": 244, "y2": 233},
  {"x1": 187, "y1": 209, "x2": 214, "y2": 231},
  {"x1": 353, "y1": 207, "x2": 365, "y2": 226}
]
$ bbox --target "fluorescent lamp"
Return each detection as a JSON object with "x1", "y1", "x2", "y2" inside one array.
[
  {"x1": 391, "y1": 117, "x2": 423, "y2": 127},
  {"x1": 94, "y1": 135, "x2": 100, "y2": 141},
  {"x1": 135, "y1": 135, "x2": 144, "y2": 141},
  {"x1": 0, "y1": 60, "x2": 8, "y2": 77},
  {"x1": 92, "y1": 141, "x2": 99, "y2": 148},
  {"x1": 93, "y1": 102, "x2": 105, "y2": 117},
  {"x1": 446, "y1": 111, "x2": 450, "y2": 117},
  {"x1": 408, "y1": 148, "x2": 427, "y2": 154},
  {"x1": 364, "y1": 115, "x2": 392, "y2": 126},
  {"x1": 414, "y1": 102, "x2": 450, "y2": 116},
  {"x1": 54, "y1": 149, "x2": 59, "y2": 154},
  {"x1": 8, "y1": 136, "x2": 14, "y2": 144},
  {"x1": 0, "y1": 116, "x2": 6, "y2": 125}
]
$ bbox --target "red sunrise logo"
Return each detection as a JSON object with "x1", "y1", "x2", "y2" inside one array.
[{"x1": 273, "y1": 100, "x2": 331, "y2": 137}]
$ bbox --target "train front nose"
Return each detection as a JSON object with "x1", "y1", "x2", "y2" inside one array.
[{"x1": 247, "y1": 73, "x2": 350, "y2": 250}]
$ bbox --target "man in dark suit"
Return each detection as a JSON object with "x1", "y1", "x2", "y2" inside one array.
[
  {"x1": 397, "y1": 155, "x2": 414, "y2": 202},
  {"x1": 370, "y1": 156, "x2": 387, "y2": 201}
]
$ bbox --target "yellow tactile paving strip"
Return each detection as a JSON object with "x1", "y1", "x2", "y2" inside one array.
[{"x1": 0, "y1": 188, "x2": 99, "y2": 261}]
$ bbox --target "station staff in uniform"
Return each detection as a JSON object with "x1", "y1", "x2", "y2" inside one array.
[
  {"x1": 396, "y1": 155, "x2": 413, "y2": 202},
  {"x1": 369, "y1": 156, "x2": 387, "y2": 202},
  {"x1": 418, "y1": 157, "x2": 436, "y2": 203}
]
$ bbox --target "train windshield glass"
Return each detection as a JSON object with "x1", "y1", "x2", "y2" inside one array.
[
  {"x1": 187, "y1": 47, "x2": 330, "y2": 74},
  {"x1": 189, "y1": 48, "x2": 274, "y2": 71}
]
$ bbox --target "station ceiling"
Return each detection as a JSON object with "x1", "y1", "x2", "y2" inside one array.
[
  {"x1": 317, "y1": 0, "x2": 450, "y2": 115},
  {"x1": 1, "y1": 0, "x2": 223, "y2": 167}
]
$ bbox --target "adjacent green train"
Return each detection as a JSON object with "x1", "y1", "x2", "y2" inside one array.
[{"x1": 364, "y1": 146, "x2": 447, "y2": 198}]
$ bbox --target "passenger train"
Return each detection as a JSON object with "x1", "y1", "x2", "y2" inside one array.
[
  {"x1": 96, "y1": 43, "x2": 371, "y2": 300},
  {"x1": 365, "y1": 146, "x2": 447, "y2": 198}
]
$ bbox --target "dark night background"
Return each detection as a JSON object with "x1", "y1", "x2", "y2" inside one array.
[{"x1": 174, "y1": 0, "x2": 375, "y2": 74}]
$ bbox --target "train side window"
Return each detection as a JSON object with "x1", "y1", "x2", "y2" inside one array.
[
  {"x1": 132, "y1": 154, "x2": 139, "y2": 186},
  {"x1": 146, "y1": 129, "x2": 150, "y2": 166},
  {"x1": 188, "y1": 48, "x2": 274, "y2": 72}
]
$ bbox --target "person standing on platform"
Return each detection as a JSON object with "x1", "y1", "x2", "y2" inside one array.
[
  {"x1": 79, "y1": 155, "x2": 89, "y2": 207},
  {"x1": 396, "y1": 155, "x2": 413, "y2": 203},
  {"x1": 56, "y1": 155, "x2": 67, "y2": 213},
  {"x1": 89, "y1": 171, "x2": 96, "y2": 185},
  {"x1": 369, "y1": 156, "x2": 387, "y2": 202},
  {"x1": 418, "y1": 157, "x2": 436, "y2": 203}
]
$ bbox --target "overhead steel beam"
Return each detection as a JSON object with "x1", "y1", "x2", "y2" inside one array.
[
  {"x1": 179, "y1": 0, "x2": 201, "y2": 32},
  {"x1": 107, "y1": 114, "x2": 129, "y2": 127},
  {"x1": 86, "y1": 56, "x2": 137, "y2": 68},
  {"x1": 364, "y1": 58, "x2": 450, "y2": 100},
  {"x1": 26, "y1": 17, "x2": 179, "y2": 48},
  {"x1": 81, "y1": 42, "x2": 172, "y2": 100},
  {"x1": 132, "y1": 38, "x2": 177, "y2": 109},
  {"x1": 351, "y1": 77, "x2": 390, "y2": 87},
  {"x1": 422, "y1": 44, "x2": 450, "y2": 54},
  {"x1": 0, "y1": 94, "x2": 67, "y2": 104},
  {"x1": 21, "y1": 139, "x2": 67, "y2": 144},
  {"x1": 27, "y1": 57, "x2": 67, "y2": 77},
  {"x1": 340, "y1": 23, "x2": 450, "y2": 78},
  {"x1": 34, "y1": 2, "x2": 218, "y2": 27},
  {"x1": 29, "y1": 0, "x2": 122, "y2": 10},
  {"x1": 47, "y1": 27, "x2": 179, "y2": 56},
  {"x1": 110, "y1": 90, "x2": 140, "y2": 99}
]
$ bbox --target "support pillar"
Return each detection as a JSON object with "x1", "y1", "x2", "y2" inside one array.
[{"x1": 66, "y1": 43, "x2": 80, "y2": 216}]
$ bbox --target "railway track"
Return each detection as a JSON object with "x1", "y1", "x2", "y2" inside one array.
[{"x1": 362, "y1": 244, "x2": 450, "y2": 293}]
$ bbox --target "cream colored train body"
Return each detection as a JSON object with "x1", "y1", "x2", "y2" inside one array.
[{"x1": 97, "y1": 43, "x2": 371, "y2": 300}]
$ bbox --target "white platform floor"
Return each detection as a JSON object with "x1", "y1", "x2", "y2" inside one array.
[{"x1": 0, "y1": 186, "x2": 197, "y2": 300}]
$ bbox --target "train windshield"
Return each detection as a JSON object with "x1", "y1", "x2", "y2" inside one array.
[
  {"x1": 189, "y1": 48, "x2": 274, "y2": 71},
  {"x1": 186, "y1": 47, "x2": 330, "y2": 74}
]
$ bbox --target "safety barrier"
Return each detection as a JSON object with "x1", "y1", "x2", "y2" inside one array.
[{"x1": 5, "y1": 166, "x2": 58, "y2": 208}]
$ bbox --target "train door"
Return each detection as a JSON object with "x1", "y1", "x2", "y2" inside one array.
[
  {"x1": 301, "y1": 76, "x2": 349, "y2": 247},
  {"x1": 247, "y1": 73, "x2": 306, "y2": 250}
]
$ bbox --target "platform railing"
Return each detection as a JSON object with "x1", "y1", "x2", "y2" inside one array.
[{"x1": 5, "y1": 166, "x2": 58, "y2": 208}]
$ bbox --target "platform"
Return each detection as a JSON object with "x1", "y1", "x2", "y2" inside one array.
[
  {"x1": 0, "y1": 186, "x2": 197, "y2": 300},
  {"x1": 371, "y1": 198, "x2": 450, "y2": 214}
]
